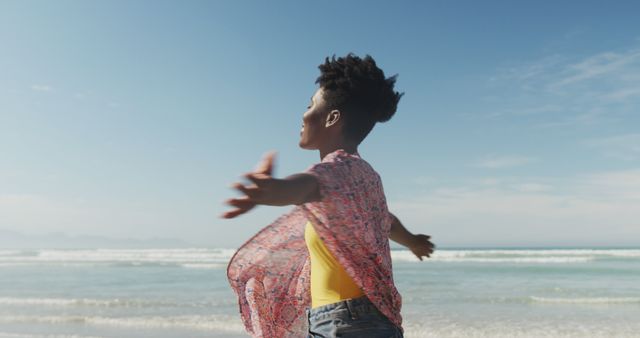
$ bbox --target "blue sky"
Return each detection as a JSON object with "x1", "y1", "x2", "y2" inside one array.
[{"x1": 1, "y1": 1, "x2": 639, "y2": 248}]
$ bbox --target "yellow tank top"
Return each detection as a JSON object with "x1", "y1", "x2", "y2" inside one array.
[{"x1": 304, "y1": 221, "x2": 364, "y2": 309}]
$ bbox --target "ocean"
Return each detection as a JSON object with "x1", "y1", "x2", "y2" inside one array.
[{"x1": 0, "y1": 247, "x2": 639, "y2": 338}]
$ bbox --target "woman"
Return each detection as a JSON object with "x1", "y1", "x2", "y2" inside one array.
[{"x1": 223, "y1": 54, "x2": 434, "y2": 338}]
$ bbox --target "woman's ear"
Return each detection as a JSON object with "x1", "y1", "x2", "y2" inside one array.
[{"x1": 325, "y1": 110, "x2": 341, "y2": 127}]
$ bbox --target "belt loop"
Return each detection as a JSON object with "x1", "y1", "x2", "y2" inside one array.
[{"x1": 345, "y1": 299, "x2": 358, "y2": 320}]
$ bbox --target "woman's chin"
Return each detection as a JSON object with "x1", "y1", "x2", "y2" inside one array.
[{"x1": 298, "y1": 139, "x2": 315, "y2": 150}]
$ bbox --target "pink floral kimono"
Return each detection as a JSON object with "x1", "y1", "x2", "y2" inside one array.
[{"x1": 227, "y1": 149, "x2": 402, "y2": 337}]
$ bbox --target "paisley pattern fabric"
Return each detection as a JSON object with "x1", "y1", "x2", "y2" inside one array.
[{"x1": 227, "y1": 149, "x2": 402, "y2": 338}]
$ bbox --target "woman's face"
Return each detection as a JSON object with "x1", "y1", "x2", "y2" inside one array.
[{"x1": 299, "y1": 87, "x2": 334, "y2": 150}]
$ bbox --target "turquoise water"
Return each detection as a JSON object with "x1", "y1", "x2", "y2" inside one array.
[{"x1": 0, "y1": 248, "x2": 639, "y2": 337}]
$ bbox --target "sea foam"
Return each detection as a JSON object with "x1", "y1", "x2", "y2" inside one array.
[
  {"x1": 0, "y1": 332, "x2": 103, "y2": 338},
  {"x1": 390, "y1": 249, "x2": 640, "y2": 263},
  {"x1": 530, "y1": 296, "x2": 640, "y2": 304},
  {"x1": 0, "y1": 315, "x2": 245, "y2": 332},
  {"x1": 1, "y1": 248, "x2": 638, "y2": 266}
]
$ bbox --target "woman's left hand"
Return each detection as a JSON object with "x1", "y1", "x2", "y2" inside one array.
[{"x1": 409, "y1": 234, "x2": 435, "y2": 261}]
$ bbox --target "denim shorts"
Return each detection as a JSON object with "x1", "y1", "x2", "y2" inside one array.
[{"x1": 306, "y1": 296, "x2": 403, "y2": 338}]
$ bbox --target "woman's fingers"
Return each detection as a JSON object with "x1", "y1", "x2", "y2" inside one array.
[
  {"x1": 232, "y1": 182, "x2": 262, "y2": 200},
  {"x1": 221, "y1": 152, "x2": 276, "y2": 219},
  {"x1": 221, "y1": 207, "x2": 250, "y2": 219},
  {"x1": 222, "y1": 176, "x2": 266, "y2": 218},
  {"x1": 419, "y1": 235, "x2": 436, "y2": 250},
  {"x1": 411, "y1": 234, "x2": 435, "y2": 261},
  {"x1": 226, "y1": 196, "x2": 255, "y2": 208},
  {"x1": 221, "y1": 197, "x2": 256, "y2": 218},
  {"x1": 232, "y1": 179, "x2": 266, "y2": 200},
  {"x1": 414, "y1": 252, "x2": 431, "y2": 261},
  {"x1": 254, "y1": 151, "x2": 276, "y2": 175},
  {"x1": 232, "y1": 183, "x2": 251, "y2": 195},
  {"x1": 244, "y1": 172, "x2": 270, "y2": 184}
]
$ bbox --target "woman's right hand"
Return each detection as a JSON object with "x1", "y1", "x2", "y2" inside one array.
[{"x1": 221, "y1": 151, "x2": 276, "y2": 219}]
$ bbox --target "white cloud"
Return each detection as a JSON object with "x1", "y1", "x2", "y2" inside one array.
[
  {"x1": 550, "y1": 49, "x2": 640, "y2": 89},
  {"x1": 602, "y1": 86, "x2": 640, "y2": 100},
  {"x1": 0, "y1": 193, "x2": 222, "y2": 245},
  {"x1": 473, "y1": 155, "x2": 536, "y2": 169},
  {"x1": 497, "y1": 47, "x2": 640, "y2": 93},
  {"x1": 493, "y1": 54, "x2": 567, "y2": 85},
  {"x1": 0, "y1": 194, "x2": 80, "y2": 230},
  {"x1": 578, "y1": 169, "x2": 640, "y2": 200},
  {"x1": 412, "y1": 176, "x2": 437, "y2": 186},
  {"x1": 587, "y1": 134, "x2": 640, "y2": 161},
  {"x1": 30, "y1": 84, "x2": 53, "y2": 92},
  {"x1": 488, "y1": 43, "x2": 640, "y2": 127},
  {"x1": 510, "y1": 183, "x2": 553, "y2": 193},
  {"x1": 389, "y1": 169, "x2": 640, "y2": 246}
]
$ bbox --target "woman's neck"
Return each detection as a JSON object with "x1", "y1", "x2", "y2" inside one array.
[{"x1": 319, "y1": 142, "x2": 358, "y2": 160}]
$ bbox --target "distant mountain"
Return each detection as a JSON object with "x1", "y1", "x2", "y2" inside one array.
[{"x1": 0, "y1": 229, "x2": 194, "y2": 249}]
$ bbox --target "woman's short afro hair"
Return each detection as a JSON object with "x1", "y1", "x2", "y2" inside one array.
[{"x1": 316, "y1": 53, "x2": 403, "y2": 144}]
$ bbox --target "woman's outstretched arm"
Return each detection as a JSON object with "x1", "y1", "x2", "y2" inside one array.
[
  {"x1": 389, "y1": 213, "x2": 435, "y2": 260},
  {"x1": 221, "y1": 152, "x2": 321, "y2": 219}
]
